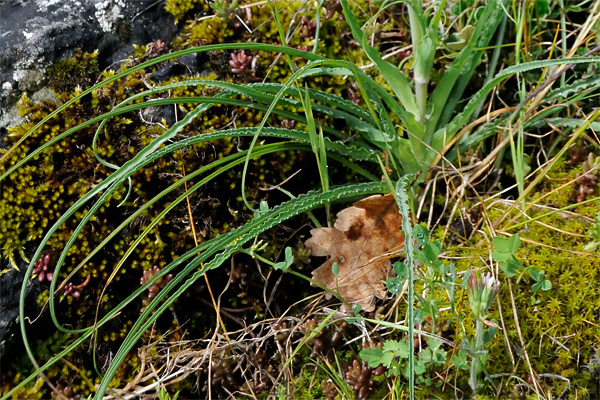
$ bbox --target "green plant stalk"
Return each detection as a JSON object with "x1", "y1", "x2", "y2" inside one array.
[
  {"x1": 559, "y1": 0, "x2": 567, "y2": 87},
  {"x1": 279, "y1": 311, "x2": 336, "y2": 378},
  {"x1": 406, "y1": 0, "x2": 427, "y2": 123},
  {"x1": 267, "y1": 0, "x2": 296, "y2": 72},
  {"x1": 430, "y1": 56, "x2": 600, "y2": 165},
  {"x1": 508, "y1": 116, "x2": 526, "y2": 199},
  {"x1": 327, "y1": 153, "x2": 379, "y2": 181},
  {"x1": 301, "y1": 84, "x2": 328, "y2": 193},
  {"x1": 428, "y1": 0, "x2": 509, "y2": 139},
  {"x1": 340, "y1": 0, "x2": 597, "y2": 176},
  {"x1": 512, "y1": 0, "x2": 527, "y2": 198},
  {"x1": 318, "y1": 354, "x2": 354, "y2": 400},
  {"x1": 340, "y1": 0, "x2": 419, "y2": 118},
  {"x1": 312, "y1": 0, "x2": 324, "y2": 54},
  {"x1": 374, "y1": 162, "x2": 420, "y2": 399},
  {"x1": 396, "y1": 177, "x2": 416, "y2": 400},
  {"x1": 469, "y1": 317, "x2": 485, "y2": 392}
]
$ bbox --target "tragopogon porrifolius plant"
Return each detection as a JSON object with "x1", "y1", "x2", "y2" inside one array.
[{"x1": 341, "y1": 0, "x2": 600, "y2": 176}]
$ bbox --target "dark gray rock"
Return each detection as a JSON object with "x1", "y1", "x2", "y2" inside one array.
[
  {"x1": 0, "y1": 257, "x2": 45, "y2": 362},
  {"x1": 150, "y1": 61, "x2": 191, "y2": 83},
  {"x1": 0, "y1": 0, "x2": 178, "y2": 130},
  {"x1": 141, "y1": 104, "x2": 177, "y2": 126},
  {"x1": 179, "y1": 53, "x2": 201, "y2": 71},
  {"x1": 149, "y1": 52, "x2": 209, "y2": 83}
]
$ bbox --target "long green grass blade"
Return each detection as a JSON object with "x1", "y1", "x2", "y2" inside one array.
[{"x1": 340, "y1": 0, "x2": 418, "y2": 118}]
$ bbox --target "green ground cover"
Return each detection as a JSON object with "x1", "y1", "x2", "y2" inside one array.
[{"x1": 1, "y1": 0, "x2": 599, "y2": 399}]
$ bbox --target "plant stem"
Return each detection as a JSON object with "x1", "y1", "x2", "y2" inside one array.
[
  {"x1": 407, "y1": 0, "x2": 427, "y2": 123},
  {"x1": 558, "y1": 0, "x2": 567, "y2": 87},
  {"x1": 470, "y1": 317, "x2": 485, "y2": 392}
]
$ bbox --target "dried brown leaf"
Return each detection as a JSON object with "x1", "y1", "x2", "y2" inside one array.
[{"x1": 305, "y1": 193, "x2": 404, "y2": 311}]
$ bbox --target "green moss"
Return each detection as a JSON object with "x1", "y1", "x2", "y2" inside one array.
[
  {"x1": 47, "y1": 49, "x2": 99, "y2": 93},
  {"x1": 165, "y1": 0, "x2": 207, "y2": 23},
  {"x1": 175, "y1": 17, "x2": 236, "y2": 46},
  {"x1": 294, "y1": 363, "x2": 330, "y2": 398},
  {"x1": 447, "y1": 173, "x2": 600, "y2": 397}
]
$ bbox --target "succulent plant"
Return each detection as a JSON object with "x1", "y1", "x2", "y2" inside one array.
[
  {"x1": 145, "y1": 39, "x2": 168, "y2": 59},
  {"x1": 62, "y1": 275, "x2": 91, "y2": 298},
  {"x1": 300, "y1": 317, "x2": 346, "y2": 358},
  {"x1": 299, "y1": 17, "x2": 318, "y2": 40},
  {"x1": 202, "y1": 358, "x2": 238, "y2": 395},
  {"x1": 344, "y1": 358, "x2": 385, "y2": 400},
  {"x1": 227, "y1": 262, "x2": 249, "y2": 286},
  {"x1": 321, "y1": 379, "x2": 339, "y2": 400},
  {"x1": 140, "y1": 265, "x2": 174, "y2": 302},
  {"x1": 280, "y1": 118, "x2": 297, "y2": 130},
  {"x1": 32, "y1": 254, "x2": 53, "y2": 283},
  {"x1": 229, "y1": 50, "x2": 253, "y2": 74},
  {"x1": 210, "y1": 0, "x2": 242, "y2": 27},
  {"x1": 567, "y1": 141, "x2": 595, "y2": 165},
  {"x1": 63, "y1": 283, "x2": 81, "y2": 298},
  {"x1": 274, "y1": 321, "x2": 291, "y2": 343}
]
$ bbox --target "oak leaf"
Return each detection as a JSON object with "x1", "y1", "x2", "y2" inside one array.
[{"x1": 305, "y1": 193, "x2": 405, "y2": 311}]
